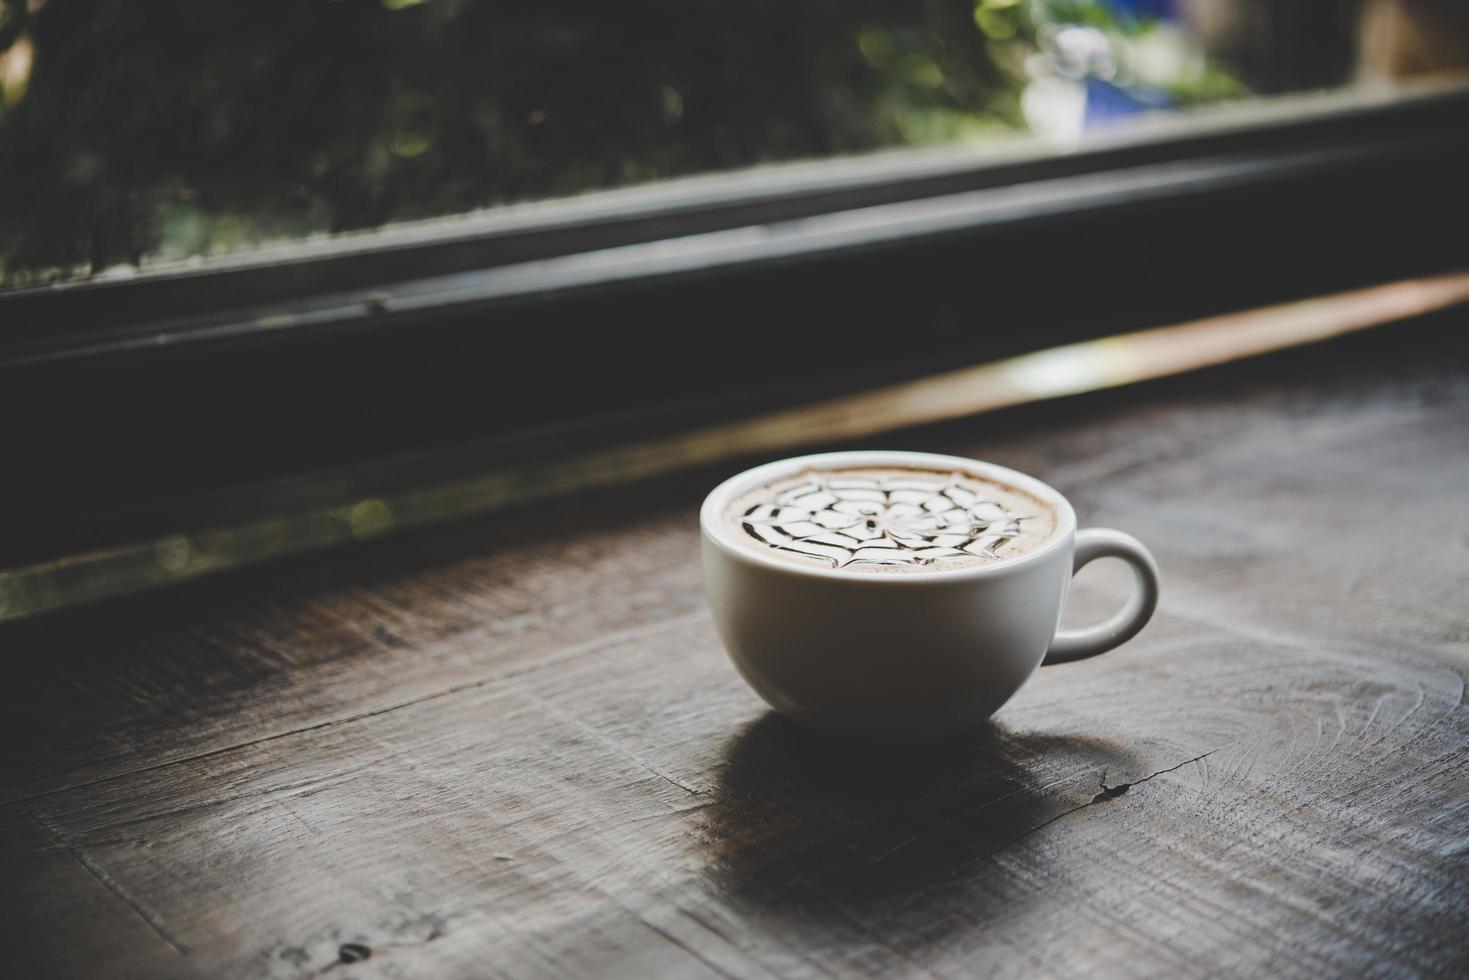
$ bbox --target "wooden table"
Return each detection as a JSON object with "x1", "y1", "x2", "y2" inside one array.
[{"x1": 4, "y1": 314, "x2": 1467, "y2": 979}]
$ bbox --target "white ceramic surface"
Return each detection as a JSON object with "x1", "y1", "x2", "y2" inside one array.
[{"x1": 701, "y1": 451, "x2": 1160, "y2": 740}]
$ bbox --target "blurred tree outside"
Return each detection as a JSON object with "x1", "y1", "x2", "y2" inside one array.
[{"x1": 0, "y1": 0, "x2": 1272, "y2": 288}]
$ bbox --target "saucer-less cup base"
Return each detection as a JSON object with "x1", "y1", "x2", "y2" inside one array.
[{"x1": 701, "y1": 452, "x2": 1160, "y2": 741}]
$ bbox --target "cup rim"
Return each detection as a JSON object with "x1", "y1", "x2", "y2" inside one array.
[{"x1": 700, "y1": 450, "x2": 1076, "y2": 584}]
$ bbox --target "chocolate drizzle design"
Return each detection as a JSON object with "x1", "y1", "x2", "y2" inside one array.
[{"x1": 736, "y1": 471, "x2": 1034, "y2": 569}]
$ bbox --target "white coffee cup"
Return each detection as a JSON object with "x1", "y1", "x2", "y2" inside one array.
[{"x1": 700, "y1": 450, "x2": 1160, "y2": 740}]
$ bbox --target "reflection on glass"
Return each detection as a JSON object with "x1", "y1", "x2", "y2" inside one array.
[{"x1": 0, "y1": 0, "x2": 1465, "y2": 287}]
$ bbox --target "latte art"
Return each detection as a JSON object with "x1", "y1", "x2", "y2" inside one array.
[{"x1": 723, "y1": 467, "x2": 1058, "y2": 572}]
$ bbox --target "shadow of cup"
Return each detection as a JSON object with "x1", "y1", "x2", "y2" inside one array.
[{"x1": 700, "y1": 712, "x2": 1148, "y2": 936}]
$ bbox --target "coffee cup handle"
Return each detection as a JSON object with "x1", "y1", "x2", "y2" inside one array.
[{"x1": 1044, "y1": 529, "x2": 1160, "y2": 665}]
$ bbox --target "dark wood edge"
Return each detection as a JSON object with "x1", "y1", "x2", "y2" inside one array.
[
  {"x1": 5, "y1": 270, "x2": 1466, "y2": 623},
  {"x1": 0, "y1": 137, "x2": 1434, "y2": 370}
]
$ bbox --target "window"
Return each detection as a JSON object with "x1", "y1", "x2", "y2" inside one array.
[{"x1": 3, "y1": 0, "x2": 1466, "y2": 287}]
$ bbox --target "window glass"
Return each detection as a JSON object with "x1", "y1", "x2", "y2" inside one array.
[{"x1": 1, "y1": 0, "x2": 1465, "y2": 287}]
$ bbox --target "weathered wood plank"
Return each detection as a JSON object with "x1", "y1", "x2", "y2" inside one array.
[
  {"x1": 2, "y1": 802, "x2": 202, "y2": 980},
  {"x1": 2, "y1": 315, "x2": 1467, "y2": 978}
]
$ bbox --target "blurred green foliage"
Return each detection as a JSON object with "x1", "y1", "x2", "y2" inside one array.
[
  {"x1": 0, "y1": 0, "x2": 1029, "y2": 283},
  {"x1": 0, "y1": 0, "x2": 1251, "y2": 286}
]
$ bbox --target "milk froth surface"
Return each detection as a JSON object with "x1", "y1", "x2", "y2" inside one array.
[{"x1": 722, "y1": 466, "x2": 1059, "y2": 572}]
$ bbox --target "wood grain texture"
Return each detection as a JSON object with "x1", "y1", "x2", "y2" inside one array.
[{"x1": 2, "y1": 313, "x2": 1467, "y2": 979}]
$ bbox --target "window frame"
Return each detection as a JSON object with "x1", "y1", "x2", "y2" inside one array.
[{"x1": 3, "y1": 83, "x2": 1469, "y2": 562}]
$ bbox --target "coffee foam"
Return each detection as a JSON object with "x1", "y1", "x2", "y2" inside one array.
[{"x1": 721, "y1": 466, "x2": 1058, "y2": 573}]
